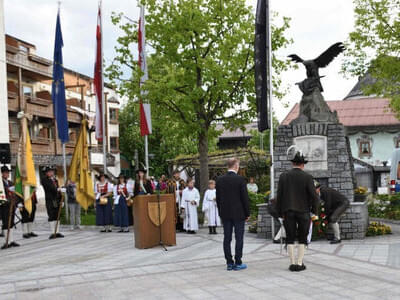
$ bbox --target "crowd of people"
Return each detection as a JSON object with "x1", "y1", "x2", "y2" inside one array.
[{"x1": 0, "y1": 153, "x2": 349, "y2": 274}]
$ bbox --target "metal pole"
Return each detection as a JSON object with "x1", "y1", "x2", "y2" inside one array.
[
  {"x1": 145, "y1": 135, "x2": 149, "y2": 177},
  {"x1": 266, "y1": 0, "x2": 275, "y2": 238},
  {"x1": 62, "y1": 143, "x2": 69, "y2": 221},
  {"x1": 100, "y1": 0, "x2": 107, "y2": 174}
]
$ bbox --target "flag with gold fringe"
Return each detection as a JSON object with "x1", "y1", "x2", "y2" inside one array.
[
  {"x1": 15, "y1": 115, "x2": 36, "y2": 214},
  {"x1": 68, "y1": 119, "x2": 95, "y2": 210}
]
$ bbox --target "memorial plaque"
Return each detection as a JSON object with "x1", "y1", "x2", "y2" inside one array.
[{"x1": 294, "y1": 135, "x2": 327, "y2": 171}]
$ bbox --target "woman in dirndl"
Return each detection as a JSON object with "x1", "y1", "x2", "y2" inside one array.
[
  {"x1": 95, "y1": 173, "x2": 113, "y2": 232},
  {"x1": 113, "y1": 174, "x2": 131, "y2": 232}
]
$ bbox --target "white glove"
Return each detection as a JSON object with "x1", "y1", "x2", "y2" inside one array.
[
  {"x1": 9, "y1": 186, "x2": 15, "y2": 192},
  {"x1": 17, "y1": 203, "x2": 23, "y2": 208},
  {"x1": 60, "y1": 188, "x2": 67, "y2": 193}
]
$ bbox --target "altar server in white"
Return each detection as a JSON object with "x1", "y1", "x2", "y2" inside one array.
[
  {"x1": 202, "y1": 180, "x2": 221, "y2": 234},
  {"x1": 181, "y1": 178, "x2": 200, "y2": 234}
]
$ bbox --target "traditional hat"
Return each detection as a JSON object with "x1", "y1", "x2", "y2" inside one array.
[
  {"x1": 43, "y1": 165, "x2": 56, "y2": 173},
  {"x1": 96, "y1": 172, "x2": 109, "y2": 180},
  {"x1": 1, "y1": 166, "x2": 10, "y2": 173},
  {"x1": 136, "y1": 168, "x2": 146, "y2": 174},
  {"x1": 291, "y1": 151, "x2": 308, "y2": 164}
]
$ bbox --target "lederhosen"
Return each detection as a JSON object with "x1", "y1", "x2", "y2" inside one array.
[
  {"x1": 1, "y1": 179, "x2": 16, "y2": 230},
  {"x1": 21, "y1": 192, "x2": 37, "y2": 223}
]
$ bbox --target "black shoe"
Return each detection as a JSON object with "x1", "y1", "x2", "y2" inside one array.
[
  {"x1": 1, "y1": 243, "x2": 9, "y2": 249},
  {"x1": 212, "y1": 227, "x2": 217, "y2": 234},
  {"x1": 273, "y1": 239, "x2": 281, "y2": 244},
  {"x1": 0, "y1": 232, "x2": 4, "y2": 237},
  {"x1": 23, "y1": 234, "x2": 31, "y2": 239},
  {"x1": 9, "y1": 241, "x2": 20, "y2": 247},
  {"x1": 208, "y1": 227, "x2": 212, "y2": 234},
  {"x1": 124, "y1": 229, "x2": 130, "y2": 233},
  {"x1": 49, "y1": 234, "x2": 57, "y2": 239},
  {"x1": 100, "y1": 229, "x2": 107, "y2": 233},
  {"x1": 56, "y1": 233, "x2": 64, "y2": 238},
  {"x1": 107, "y1": 229, "x2": 112, "y2": 233},
  {"x1": 29, "y1": 232, "x2": 38, "y2": 237},
  {"x1": 289, "y1": 264, "x2": 297, "y2": 272},
  {"x1": 296, "y1": 264, "x2": 306, "y2": 272},
  {"x1": 118, "y1": 229, "x2": 124, "y2": 233},
  {"x1": 330, "y1": 238, "x2": 341, "y2": 244}
]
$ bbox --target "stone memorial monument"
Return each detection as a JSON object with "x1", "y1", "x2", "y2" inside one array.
[{"x1": 257, "y1": 42, "x2": 369, "y2": 240}]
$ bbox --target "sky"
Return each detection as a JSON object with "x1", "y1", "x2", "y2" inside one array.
[{"x1": 4, "y1": 0, "x2": 357, "y2": 122}]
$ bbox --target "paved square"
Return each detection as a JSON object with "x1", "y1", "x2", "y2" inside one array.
[{"x1": 1, "y1": 212, "x2": 400, "y2": 299}]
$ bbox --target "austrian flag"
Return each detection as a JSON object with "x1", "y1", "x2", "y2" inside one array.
[{"x1": 140, "y1": 102, "x2": 152, "y2": 136}]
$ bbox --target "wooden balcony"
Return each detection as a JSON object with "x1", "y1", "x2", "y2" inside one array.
[
  {"x1": 8, "y1": 93, "x2": 19, "y2": 112},
  {"x1": 26, "y1": 96, "x2": 53, "y2": 119},
  {"x1": 6, "y1": 51, "x2": 52, "y2": 79},
  {"x1": 30, "y1": 137, "x2": 56, "y2": 155}
]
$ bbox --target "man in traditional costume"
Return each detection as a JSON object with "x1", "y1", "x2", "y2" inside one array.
[
  {"x1": 276, "y1": 152, "x2": 319, "y2": 272},
  {"x1": 42, "y1": 166, "x2": 64, "y2": 239},
  {"x1": 315, "y1": 181, "x2": 349, "y2": 244},
  {"x1": 20, "y1": 189, "x2": 38, "y2": 238},
  {"x1": 1, "y1": 166, "x2": 20, "y2": 249}
]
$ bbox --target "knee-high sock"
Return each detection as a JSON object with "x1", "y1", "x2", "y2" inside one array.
[
  {"x1": 49, "y1": 221, "x2": 55, "y2": 234},
  {"x1": 287, "y1": 244, "x2": 296, "y2": 265},
  {"x1": 331, "y1": 222, "x2": 340, "y2": 240},
  {"x1": 22, "y1": 223, "x2": 28, "y2": 235},
  {"x1": 297, "y1": 244, "x2": 305, "y2": 265},
  {"x1": 27, "y1": 222, "x2": 33, "y2": 234},
  {"x1": 8, "y1": 228, "x2": 14, "y2": 242}
]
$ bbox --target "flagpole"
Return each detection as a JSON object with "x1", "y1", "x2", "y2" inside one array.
[
  {"x1": 266, "y1": 0, "x2": 275, "y2": 238},
  {"x1": 100, "y1": 0, "x2": 107, "y2": 174}
]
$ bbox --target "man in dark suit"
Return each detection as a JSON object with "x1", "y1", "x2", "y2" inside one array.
[
  {"x1": 315, "y1": 181, "x2": 349, "y2": 244},
  {"x1": 216, "y1": 158, "x2": 250, "y2": 271},
  {"x1": 276, "y1": 152, "x2": 319, "y2": 272}
]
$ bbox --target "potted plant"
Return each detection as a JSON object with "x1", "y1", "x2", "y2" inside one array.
[{"x1": 354, "y1": 186, "x2": 368, "y2": 202}]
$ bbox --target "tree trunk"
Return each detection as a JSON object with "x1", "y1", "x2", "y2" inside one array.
[{"x1": 198, "y1": 130, "x2": 209, "y2": 199}]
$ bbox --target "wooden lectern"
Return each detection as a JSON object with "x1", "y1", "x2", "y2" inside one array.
[{"x1": 132, "y1": 194, "x2": 176, "y2": 249}]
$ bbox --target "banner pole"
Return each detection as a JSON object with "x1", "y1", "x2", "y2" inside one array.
[
  {"x1": 62, "y1": 143, "x2": 69, "y2": 221},
  {"x1": 266, "y1": 0, "x2": 275, "y2": 239}
]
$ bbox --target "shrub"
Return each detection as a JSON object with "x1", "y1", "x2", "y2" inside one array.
[{"x1": 366, "y1": 222, "x2": 392, "y2": 236}]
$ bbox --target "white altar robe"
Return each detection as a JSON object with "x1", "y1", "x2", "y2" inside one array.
[
  {"x1": 181, "y1": 187, "x2": 200, "y2": 231},
  {"x1": 202, "y1": 189, "x2": 221, "y2": 226}
]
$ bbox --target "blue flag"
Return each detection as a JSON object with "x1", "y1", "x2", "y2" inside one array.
[{"x1": 52, "y1": 11, "x2": 69, "y2": 143}]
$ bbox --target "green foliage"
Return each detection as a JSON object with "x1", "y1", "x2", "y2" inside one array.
[
  {"x1": 248, "y1": 192, "x2": 267, "y2": 217},
  {"x1": 368, "y1": 193, "x2": 400, "y2": 220},
  {"x1": 366, "y1": 221, "x2": 392, "y2": 236},
  {"x1": 107, "y1": 0, "x2": 293, "y2": 191},
  {"x1": 342, "y1": 0, "x2": 400, "y2": 116}
]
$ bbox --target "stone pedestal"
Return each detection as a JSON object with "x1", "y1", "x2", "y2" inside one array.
[{"x1": 257, "y1": 122, "x2": 369, "y2": 240}]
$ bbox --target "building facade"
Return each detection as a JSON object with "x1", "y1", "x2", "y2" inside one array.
[{"x1": 5, "y1": 35, "x2": 121, "y2": 199}]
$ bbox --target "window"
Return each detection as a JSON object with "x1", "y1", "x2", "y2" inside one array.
[
  {"x1": 9, "y1": 121, "x2": 19, "y2": 139},
  {"x1": 357, "y1": 135, "x2": 373, "y2": 158},
  {"x1": 23, "y1": 85, "x2": 33, "y2": 98},
  {"x1": 360, "y1": 142, "x2": 370, "y2": 155},
  {"x1": 109, "y1": 108, "x2": 118, "y2": 122},
  {"x1": 110, "y1": 137, "x2": 119, "y2": 151}
]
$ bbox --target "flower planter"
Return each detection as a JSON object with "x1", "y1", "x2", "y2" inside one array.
[{"x1": 354, "y1": 194, "x2": 367, "y2": 202}]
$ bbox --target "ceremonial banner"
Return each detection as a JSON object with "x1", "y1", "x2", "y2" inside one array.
[
  {"x1": 51, "y1": 10, "x2": 69, "y2": 143},
  {"x1": 255, "y1": 0, "x2": 269, "y2": 132},
  {"x1": 69, "y1": 120, "x2": 95, "y2": 210},
  {"x1": 94, "y1": 3, "x2": 103, "y2": 141},
  {"x1": 15, "y1": 117, "x2": 36, "y2": 214}
]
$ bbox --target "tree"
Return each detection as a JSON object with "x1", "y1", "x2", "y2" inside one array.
[
  {"x1": 342, "y1": 0, "x2": 400, "y2": 115},
  {"x1": 108, "y1": 0, "x2": 292, "y2": 195}
]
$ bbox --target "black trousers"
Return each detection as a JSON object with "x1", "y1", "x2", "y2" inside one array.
[
  {"x1": 1, "y1": 202, "x2": 15, "y2": 230},
  {"x1": 223, "y1": 219, "x2": 245, "y2": 265},
  {"x1": 21, "y1": 203, "x2": 37, "y2": 223},
  {"x1": 283, "y1": 210, "x2": 310, "y2": 244}
]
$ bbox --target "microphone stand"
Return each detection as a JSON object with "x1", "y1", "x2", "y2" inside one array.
[{"x1": 156, "y1": 185, "x2": 167, "y2": 251}]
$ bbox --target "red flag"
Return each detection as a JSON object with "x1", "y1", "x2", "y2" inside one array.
[
  {"x1": 140, "y1": 102, "x2": 152, "y2": 136},
  {"x1": 138, "y1": 5, "x2": 151, "y2": 137},
  {"x1": 94, "y1": 4, "x2": 103, "y2": 141}
]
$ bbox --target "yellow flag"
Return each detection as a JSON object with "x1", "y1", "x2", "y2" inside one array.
[
  {"x1": 69, "y1": 119, "x2": 95, "y2": 210},
  {"x1": 16, "y1": 116, "x2": 36, "y2": 214}
]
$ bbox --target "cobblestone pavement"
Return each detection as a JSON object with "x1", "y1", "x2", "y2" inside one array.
[{"x1": 1, "y1": 213, "x2": 400, "y2": 299}]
